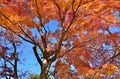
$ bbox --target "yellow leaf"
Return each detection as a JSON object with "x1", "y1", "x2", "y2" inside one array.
[{"x1": 102, "y1": 64, "x2": 119, "y2": 75}]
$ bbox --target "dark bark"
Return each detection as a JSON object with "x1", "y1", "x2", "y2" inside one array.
[
  {"x1": 12, "y1": 43, "x2": 18, "y2": 79},
  {"x1": 33, "y1": 46, "x2": 49, "y2": 79},
  {"x1": 33, "y1": 46, "x2": 43, "y2": 69},
  {"x1": 33, "y1": 46, "x2": 54, "y2": 79},
  {"x1": 14, "y1": 58, "x2": 18, "y2": 79},
  {"x1": 14, "y1": 55, "x2": 18, "y2": 79},
  {"x1": 40, "y1": 64, "x2": 48, "y2": 79},
  {"x1": 40, "y1": 61, "x2": 52, "y2": 79}
]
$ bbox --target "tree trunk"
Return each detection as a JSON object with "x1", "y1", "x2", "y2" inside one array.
[
  {"x1": 40, "y1": 60, "x2": 51, "y2": 79},
  {"x1": 40, "y1": 64, "x2": 49, "y2": 79},
  {"x1": 13, "y1": 43, "x2": 18, "y2": 79},
  {"x1": 40, "y1": 64, "x2": 48, "y2": 79},
  {"x1": 14, "y1": 59, "x2": 18, "y2": 79}
]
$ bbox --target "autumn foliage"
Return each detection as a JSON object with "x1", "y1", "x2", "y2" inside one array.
[{"x1": 0, "y1": 0, "x2": 120, "y2": 79}]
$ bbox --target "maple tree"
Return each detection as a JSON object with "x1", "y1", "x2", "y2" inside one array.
[{"x1": 0, "y1": 0, "x2": 120, "y2": 79}]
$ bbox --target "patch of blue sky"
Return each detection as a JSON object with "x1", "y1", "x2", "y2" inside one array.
[
  {"x1": 109, "y1": 27, "x2": 120, "y2": 33},
  {"x1": 33, "y1": 17, "x2": 39, "y2": 23},
  {"x1": 113, "y1": 11, "x2": 120, "y2": 20},
  {"x1": 18, "y1": 40, "x2": 40, "y2": 75},
  {"x1": 43, "y1": 20, "x2": 59, "y2": 33},
  {"x1": 102, "y1": 43, "x2": 113, "y2": 50},
  {"x1": 30, "y1": 28, "x2": 40, "y2": 37},
  {"x1": 49, "y1": 37, "x2": 57, "y2": 43},
  {"x1": 33, "y1": 17, "x2": 59, "y2": 33},
  {"x1": 98, "y1": 26, "x2": 120, "y2": 34},
  {"x1": 70, "y1": 64, "x2": 76, "y2": 71}
]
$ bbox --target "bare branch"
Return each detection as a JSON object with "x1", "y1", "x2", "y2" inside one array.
[
  {"x1": 0, "y1": 25, "x2": 33, "y2": 44},
  {"x1": 53, "y1": 0, "x2": 62, "y2": 21},
  {"x1": 18, "y1": 25, "x2": 34, "y2": 42},
  {"x1": 58, "y1": 37, "x2": 99, "y2": 58},
  {"x1": 33, "y1": 46, "x2": 43, "y2": 69},
  {"x1": 12, "y1": 43, "x2": 18, "y2": 79},
  {"x1": 34, "y1": 0, "x2": 48, "y2": 58},
  {"x1": 0, "y1": 11, "x2": 15, "y2": 25}
]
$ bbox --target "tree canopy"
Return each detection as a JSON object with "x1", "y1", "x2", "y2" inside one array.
[{"x1": 0, "y1": 0, "x2": 120, "y2": 79}]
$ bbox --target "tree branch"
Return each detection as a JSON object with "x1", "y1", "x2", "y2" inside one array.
[
  {"x1": 0, "y1": 11, "x2": 15, "y2": 25},
  {"x1": 12, "y1": 43, "x2": 18, "y2": 79},
  {"x1": 34, "y1": 0, "x2": 48, "y2": 59},
  {"x1": 33, "y1": 46, "x2": 43, "y2": 69}
]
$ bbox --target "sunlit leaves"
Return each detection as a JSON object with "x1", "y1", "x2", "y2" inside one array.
[
  {"x1": 102, "y1": 64, "x2": 119, "y2": 75},
  {"x1": 0, "y1": 0, "x2": 120, "y2": 79},
  {"x1": 54, "y1": 60, "x2": 79, "y2": 79},
  {"x1": 0, "y1": 0, "x2": 120, "y2": 31},
  {"x1": 9, "y1": 15, "x2": 22, "y2": 23}
]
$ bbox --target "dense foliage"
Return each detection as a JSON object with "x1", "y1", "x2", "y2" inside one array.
[{"x1": 0, "y1": 0, "x2": 120, "y2": 79}]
